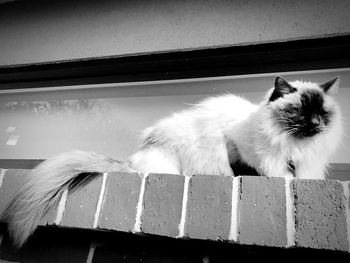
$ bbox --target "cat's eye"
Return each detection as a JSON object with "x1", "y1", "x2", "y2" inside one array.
[
  {"x1": 292, "y1": 106, "x2": 302, "y2": 115},
  {"x1": 319, "y1": 109, "x2": 330, "y2": 117}
]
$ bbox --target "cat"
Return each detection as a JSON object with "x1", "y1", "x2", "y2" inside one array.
[{"x1": 2, "y1": 76, "x2": 342, "y2": 247}]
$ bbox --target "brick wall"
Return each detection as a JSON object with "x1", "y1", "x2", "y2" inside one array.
[{"x1": 0, "y1": 169, "x2": 350, "y2": 261}]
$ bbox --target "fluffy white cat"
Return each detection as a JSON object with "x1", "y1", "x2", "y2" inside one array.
[
  {"x1": 130, "y1": 76, "x2": 342, "y2": 179},
  {"x1": 2, "y1": 76, "x2": 342, "y2": 247}
]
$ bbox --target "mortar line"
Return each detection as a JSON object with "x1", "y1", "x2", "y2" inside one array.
[
  {"x1": 342, "y1": 181, "x2": 350, "y2": 252},
  {"x1": 134, "y1": 172, "x2": 149, "y2": 233},
  {"x1": 229, "y1": 176, "x2": 240, "y2": 242},
  {"x1": 0, "y1": 169, "x2": 7, "y2": 188},
  {"x1": 202, "y1": 255, "x2": 210, "y2": 263},
  {"x1": 93, "y1": 172, "x2": 108, "y2": 228},
  {"x1": 55, "y1": 189, "x2": 68, "y2": 225},
  {"x1": 177, "y1": 174, "x2": 191, "y2": 238},
  {"x1": 285, "y1": 177, "x2": 295, "y2": 247},
  {"x1": 85, "y1": 242, "x2": 96, "y2": 263}
]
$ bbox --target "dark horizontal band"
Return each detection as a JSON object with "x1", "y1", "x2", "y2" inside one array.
[{"x1": 1, "y1": 35, "x2": 350, "y2": 90}]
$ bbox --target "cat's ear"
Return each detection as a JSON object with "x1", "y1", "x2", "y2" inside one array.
[
  {"x1": 320, "y1": 77, "x2": 339, "y2": 95},
  {"x1": 269, "y1": 76, "x2": 296, "y2": 102}
]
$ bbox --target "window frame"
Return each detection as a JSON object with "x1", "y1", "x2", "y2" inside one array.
[{"x1": 1, "y1": 35, "x2": 350, "y2": 91}]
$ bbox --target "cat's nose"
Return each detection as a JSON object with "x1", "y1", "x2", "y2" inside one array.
[{"x1": 311, "y1": 115, "x2": 320, "y2": 126}]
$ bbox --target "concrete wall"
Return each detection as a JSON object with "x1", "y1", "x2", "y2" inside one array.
[{"x1": 0, "y1": 0, "x2": 350, "y2": 66}]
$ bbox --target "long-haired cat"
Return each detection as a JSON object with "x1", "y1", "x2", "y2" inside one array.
[{"x1": 2, "y1": 76, "x2": 342, "y2": 247}]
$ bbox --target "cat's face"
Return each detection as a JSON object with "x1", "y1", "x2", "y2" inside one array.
[{"x1": 267, "y1": 77, "x2": 339, "y2": 139}]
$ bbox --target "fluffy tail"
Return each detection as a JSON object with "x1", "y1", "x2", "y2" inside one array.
[{"x1": 1, "y1": 150, "x2": 133, "y2": 247}]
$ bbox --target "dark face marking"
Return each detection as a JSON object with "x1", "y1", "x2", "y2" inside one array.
[
  {"x1": 320, "y1": 77, "x2": 338, "y2": 93},
  {"x1": 269, "y1": 77, "x2": 297, "y2": 102},
  {"x1": 274, "y1": 90, "x2": 333, "y2": 139}
]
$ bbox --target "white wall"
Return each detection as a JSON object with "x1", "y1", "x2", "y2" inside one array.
[{"x1": 0, "y1": 0, "x2": 350, "y2": 66}]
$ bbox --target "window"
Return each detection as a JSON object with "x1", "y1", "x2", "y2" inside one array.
[{"x1": 0, "y1": 36, "x2": 349, "y2": 179}]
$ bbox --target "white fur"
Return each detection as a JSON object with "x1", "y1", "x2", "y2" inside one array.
[
  {"x1": 2, "y1": 78, "x2": 342, "y2": 247},
  {"x1": 129, "y1": 79, "x2": 342, "y2": 179},
  {"x1": 131, "y1": 95, "x2": 257, "y2": 176}
]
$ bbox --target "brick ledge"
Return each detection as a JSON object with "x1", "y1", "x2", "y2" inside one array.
[{"x1": 0, "y1": 169, "x2": 349, "y2": 253}]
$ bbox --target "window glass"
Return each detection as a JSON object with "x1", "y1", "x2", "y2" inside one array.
[{"x1": 0, "y1": 69, "x2": 349, "y2": 165}]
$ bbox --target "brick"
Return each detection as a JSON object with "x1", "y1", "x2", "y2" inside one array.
[
  {"x1": 293, "y1": 179, "x2": 348, "y2": 251},
  {"x1": 38, "y1": 202, "x2": 58, "y2": 226},
  {"x1": 0, "y1": 169, "x2": 29, "y2": 218},
  {"x1": 61, "y1": 175, "x2": 103, "y2": 228},
  {"x1": 238, "y1": 176, "x2": 287, "y2": 247},
  {"x1": 185, "y1": 174, "x2": 232, "y2": 240},
  {"x1": 141, "y1": 173, "x2": 184, "y2": 237},
  {"x1": 0, "y1": 169, "x2": 57, "y2": 226},
  {"x1": 98, "y1": 172, "x2": 142, "y2": 232}
]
